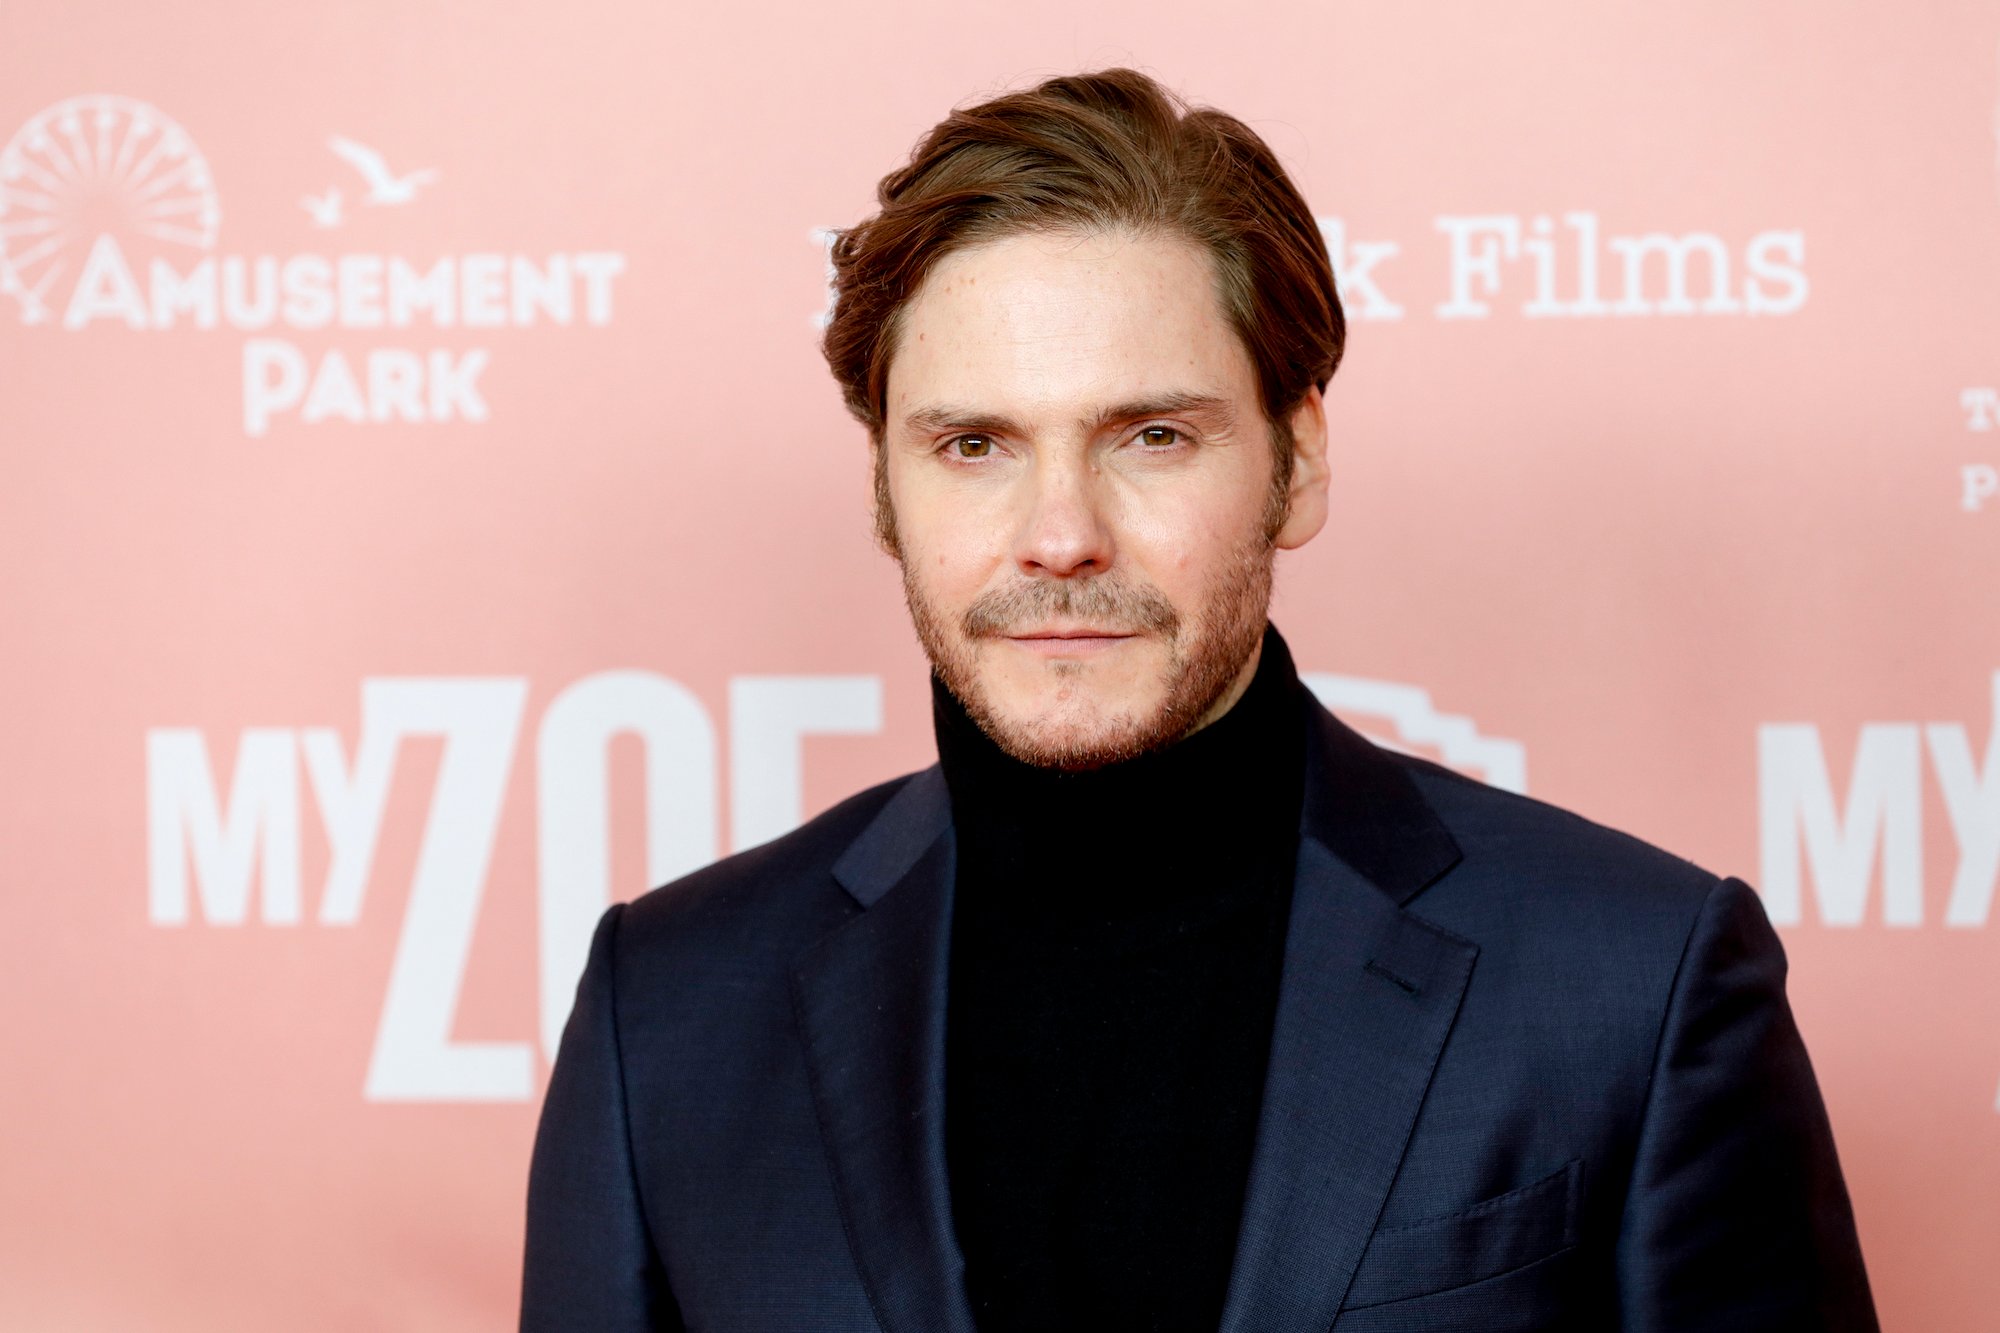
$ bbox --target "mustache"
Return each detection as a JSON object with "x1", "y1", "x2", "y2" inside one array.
[{"x1": 961, "y1": 577, "x2": 1180, "y2": 639}]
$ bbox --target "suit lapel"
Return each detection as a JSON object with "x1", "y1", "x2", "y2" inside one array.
[
  {"x1": 1217, "y1": 701, "x2": 1477, "y2": 1333},
  {"x1": 790, "y1": 768, "x2": 978, "y2": 1333},
  {"x1": 790, "y1": 694, "x2": 1475, "y2": 1333}
]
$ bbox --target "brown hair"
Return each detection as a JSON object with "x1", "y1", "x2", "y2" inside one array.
[{"x1": 821, "y1": 67, "x2": 1343, "y2": 497}]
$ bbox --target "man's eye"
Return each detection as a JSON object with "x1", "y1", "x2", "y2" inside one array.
[
  {"x1": 949, "y1": 435, "x2": 994, "y2": 459},
  {"x1": 1136, "y1": 426, "x2": 1182, "y2": 448}
]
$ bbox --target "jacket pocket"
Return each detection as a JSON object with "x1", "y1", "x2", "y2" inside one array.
[{"x1": 1342, "y1": 1157, "x2": 1583, "y2": 1310}]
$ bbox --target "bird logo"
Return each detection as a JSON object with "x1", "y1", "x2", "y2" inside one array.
[
  {"x1": 326, "y1": 135, "x2": 437, "y2": 206},
  {"x1": 300, "y1": 187, "x2": 343, "y2": 228}
]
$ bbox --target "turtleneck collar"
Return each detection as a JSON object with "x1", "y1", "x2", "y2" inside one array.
[{"x1": 932, "y1": 623, "x2": 1311, "y2": 941}]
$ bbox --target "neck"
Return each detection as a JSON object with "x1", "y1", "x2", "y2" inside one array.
[
  {"x1": 934, "y1": 624, "x2": 1307, "y2": 868},
  {"x1": 933, "y1": 622, "x2": 1311, "y2": 937}
]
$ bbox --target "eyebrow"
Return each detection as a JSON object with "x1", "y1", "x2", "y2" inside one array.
[{"x1": 899, "y1": 391, "x2": 1237, "y2": 438}]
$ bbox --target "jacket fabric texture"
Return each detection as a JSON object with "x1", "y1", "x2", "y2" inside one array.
[{"x1": 520, "y1": 691, "x2": 1878, "y2": 1332}]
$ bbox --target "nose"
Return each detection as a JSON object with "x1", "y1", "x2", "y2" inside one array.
[{"x1": 1013, "y1": 448, "x2": 1114, "y2": 578}]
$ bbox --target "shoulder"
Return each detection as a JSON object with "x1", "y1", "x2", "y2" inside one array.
[
  {"x1": 1391, "y1": 751, "x2": 1734, "y2": 955},
  {"x1": 1405, "y1": 753, "x2": 1721, "y2": 893},
  {"x1": 612, "y1": 767, "x2": 927, "y2": 967},
  {"x1": 1382, "y1": 755, "x2": 1783, "y2": 1107}
]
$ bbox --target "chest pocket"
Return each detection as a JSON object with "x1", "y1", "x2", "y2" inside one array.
[{"x1": 1342, "y1": 1157, "x2": 1583, "y2": 1310}]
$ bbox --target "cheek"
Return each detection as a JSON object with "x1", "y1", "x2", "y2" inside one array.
[
  {"x1": 899, "y1": 486, "x2": 1015, "y2": 587},
  {"x1": 1120, "y1": 495, "x2": 1240, "y2": 594},
  {"x1": 902, "y1": 525, "x2": 993, "y2": 612}
]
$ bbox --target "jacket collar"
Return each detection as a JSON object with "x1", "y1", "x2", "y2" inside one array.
[
  {"x1": 798, "y1": 698, "x2": 1474, "y2": 1333},
  {"x1": 1295, "y1": 689, "x2": 1463, "y2": 905},
  {"x1": 830, "y1": 765, "x2": 950, "y2": 909}
]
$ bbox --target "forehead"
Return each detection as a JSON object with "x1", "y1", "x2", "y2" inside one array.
[{"x1": 885, "y1": 228, "x2": 1255, "y2": 428}]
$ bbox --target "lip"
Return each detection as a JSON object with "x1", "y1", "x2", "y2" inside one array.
[
  {"x1": 1002, "y1": 629, "x2": 1138, "y2": 654},
  {"x1": 1009, "y1": 628, "x2": 1136, "y2": 640}
]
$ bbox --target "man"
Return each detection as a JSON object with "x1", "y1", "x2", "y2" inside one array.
[{"x1": 522, "y1": 69, "x2": 1877, "y2": 1331}]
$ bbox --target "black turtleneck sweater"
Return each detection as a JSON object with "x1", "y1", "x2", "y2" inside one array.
[{"x1": 937, "y1": 625, "x2": 1310, "y2": 1333}]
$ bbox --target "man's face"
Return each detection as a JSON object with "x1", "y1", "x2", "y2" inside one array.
[{"x1": 879, "y1": 228, "x2": 1329, "y2": 769}]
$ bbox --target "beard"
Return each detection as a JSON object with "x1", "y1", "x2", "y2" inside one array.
[{"x1": 902, "y1": 528, "x2": 1277, "y2": 771}]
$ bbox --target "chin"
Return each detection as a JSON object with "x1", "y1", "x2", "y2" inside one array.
[{"x1": 976, "y1": 687, "x2": 1173, "y2": 771}]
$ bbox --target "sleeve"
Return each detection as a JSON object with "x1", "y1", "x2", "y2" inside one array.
[
  {"x1": 520, "y1": 902, "x2": 684, "y2": 1333},
  {"x1": 1615, "y1": 876, "x2": 1878, "y2": 1332}
]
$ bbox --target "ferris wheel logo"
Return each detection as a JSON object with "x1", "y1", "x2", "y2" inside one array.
[{"x1": 0, "y1": 94, "x2": 220, "y2": 325}]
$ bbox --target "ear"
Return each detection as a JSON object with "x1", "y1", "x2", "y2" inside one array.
[{"x1": 1273, "y1": 385, "x2": 1330, "y2": 551}]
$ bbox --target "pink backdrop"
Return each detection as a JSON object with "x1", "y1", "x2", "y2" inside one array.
[{"x1": 4, "y1": 2, "x2": 1996, "y2": 1327}]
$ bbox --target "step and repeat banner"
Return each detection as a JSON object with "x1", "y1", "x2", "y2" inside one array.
[{"x1": 3, "y1": 1, "x2": 1995, "y2": 1328}]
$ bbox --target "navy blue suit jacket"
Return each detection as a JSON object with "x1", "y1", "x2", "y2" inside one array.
[{"x1": 521, "y1": 697, "x2": 1877, "y2": 1331}]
